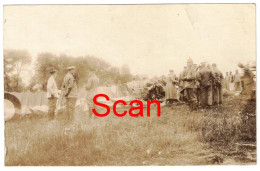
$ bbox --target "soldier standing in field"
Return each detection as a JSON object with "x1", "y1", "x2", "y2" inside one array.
[
  {"x1": 62, "y1": 66, "x2": 78, "y2": 122},
  {"x1": 234, "y1": 70, "x2": 242, "y2": 92},
  {"x1": 194, "y1": 64, "x2": 201, "y2": 107},
  {"x1": 229, "y1": 71, "x2": 234, "y2": 91},
  {"x1": 224, "y1": 72, "x2": 230, "y2": 91},
  {"x1": 212, "y1": 63, "x2": 223, "y2": 105},
  {"x1": 85, "y1": 68, "x2": 100, "y2": 119},
  {"x1": 197, "y1": 62, "x2": 215, "y2": 108},
  {"x1": 165, "y1": 69, "x2": 178, "y2": 105},
  {"x1": 238, "y1": 63, "x2": 256, "y2": 101},
  {"x1": 182, "y1": 58, "x2": 197, "y2": 110},
  {"x1": 47, "y1": 69, "x2": 59, "y2": 120},
  {"x1": 179, "y1": 66, "x2": 187, "y2": 102}
]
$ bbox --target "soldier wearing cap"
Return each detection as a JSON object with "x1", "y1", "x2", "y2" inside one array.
[
  {"x1": 62, "y1": 66, "x2": 78, "y2": 122},
  {"x1": 212, "y1": 63, "x2": 223, "y2": 105},
  {"x1": 47, "y1": 69, "x2": 59, "y2": 120},
  {"x1": 197, "y1": 62, "x2": 215, "y2": 108},
  {"x1": 85, "y1": 67, "x2": 99, "y2": 118},
  {"x1": 182, "y1": 58, "x2": 197, "y2": 110},
  {"x1": 165, "y1": 69, "x2": 178, "y2": 105}
]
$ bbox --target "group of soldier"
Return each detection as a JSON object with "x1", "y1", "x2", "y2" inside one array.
[
  {"x1": 223, "y1": 70, "x2": 242, "y2": 92},
  {"x1": 175, "y1": 58, "x2": 221, "y2": 110},
  {"x1": 47, "y1": 66, "x2": 99, "y2": 121},
  {"x1": 174, "y1": 58, "x2": 236, "y2": 110}
]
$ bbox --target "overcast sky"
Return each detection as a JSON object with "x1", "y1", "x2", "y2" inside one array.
[{"x1": 4, "y1": 4, "x2": 256, "y2": 84}]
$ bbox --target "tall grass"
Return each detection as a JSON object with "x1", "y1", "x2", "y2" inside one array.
[{"x1": 5, "y1": 95, "x2": 256, "y2": 166}]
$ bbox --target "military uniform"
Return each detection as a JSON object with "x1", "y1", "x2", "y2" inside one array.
[
  {"x1": 212, "y1": 67, "x2": 223, "y2": 105},
  {"x1": 165, "y1": 72, "x2": 178, "y2": 102},
  {"x1": 229, "y1": 72, "x2": 234, "y2": 91},
  {"x1": 62, "y1": 68, "x2": 78, "y2": 121},
  {"x1": 179, "y1": 68, "x2": 187, "y2": 102},
  {"x1": 194, "y1": 67, "x2": 201, "y2": 106},
  {"x1": 197, "y1": 66, "x2": 214, "y2": 108},
  {"x1": 234, "y1": 72, "x2": 241, "y2": 91},
  {"x1": 239, "y1": 64, "x2": 256, "y2": 101},
  {"x1": 223, "y1": 73, "x2": 230, "y2": 91},
  {"x1": 182, "y1": 65, "x2": 197, "y2": 110}
]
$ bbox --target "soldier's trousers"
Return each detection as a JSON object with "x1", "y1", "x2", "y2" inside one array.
[
  {"x1": 66, "y1": 98, "x2": 77, "y2": 121},
  {"x1": 195, "y1": 88, "x2": 201, "y2": 106},
  {"x1": 200, "y1": 85, "x2": 212, "y2": 107},
  {"x1": 226, "y1": 82, "x2": 230, "y2": 91},
  {"x1": 213, "y1": 85, "x2": 223, "y2": 105},
  {"x1": 186, "y1": 88, "x2": 197, "y2": 110},
  {"x1": 48, "y1": 97, "x2": 57, "y2": 120}
]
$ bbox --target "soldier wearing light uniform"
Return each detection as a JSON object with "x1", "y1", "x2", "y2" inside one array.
[
  {"x1": 62, "y1": 66, "x2": 78, "y2": 122},
  {"x1": 85, "y1": 68, "x2": 100, "y2": 118},
  {"x1": 229, "y1": 71, "x2": 234, "y2": 91},
  {"x1": 234, "y1": 70, "x2": 242, "y2": 91},
  {"x1": 212, "y1": 63, "x2": 223, "y2": 105},
  {"x1": 182, "y1": 58, "x2": 197, "y2": 110},
  {"x1": 223, "y1": 72, "x2": 230, "y2": 91},
  {"x1": 165, "y1": 69, "x2": 178, "y2": 104},
  {"x1": 47, "y1": 69, "x2": 59, "y2": 120},
  {"x1": 197, "y1": 62, "x2": 215, "y2": 108}
]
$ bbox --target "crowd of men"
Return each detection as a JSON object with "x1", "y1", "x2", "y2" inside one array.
[
  {"x1": 46, "y1": 58, "x2": 252, "y2": 121},
  {"x1": 176, "y1": 58, "x2": 244, "y2": 111}
]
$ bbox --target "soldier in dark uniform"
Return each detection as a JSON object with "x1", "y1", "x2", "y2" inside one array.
[
  {"x1": 194, "y1": 64, "x2": 201, "y2": 107},
  {"x1": 182, "y1": 58, "x2": 197, "y2": 110},
  {"x1": 238, "y1": 63, "x2": 256, "y2": 101},
  {"x1": 179, "y1": 66, "x2": 187, "y2": 102},
  {"x1": 62, "y1": 66, "x2": 78, "y2": 122},
  {"x1": 197, "y1": 62, "x2": 215, "y2": 108}
]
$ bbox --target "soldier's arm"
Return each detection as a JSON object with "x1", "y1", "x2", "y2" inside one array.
[
  {"x1": 47, "y1": 78, "x2": 55, "y2": 96},
  {"x1": 178, "y1": 74, "x2": 181, "y2": 84},
  {"x1": 65, "y1": 77, "x2": 74, "y2": 96},
  {"x1": 220, "y1": 73, "x2": 224, "y2": 83},
  {"x1": 67, "y1": 76, "x2": 74, "y2": 89}
]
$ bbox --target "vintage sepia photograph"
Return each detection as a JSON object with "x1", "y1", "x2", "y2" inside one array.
[{"x1": 3, "y1": 4, "x2": 256, "y2": 166}]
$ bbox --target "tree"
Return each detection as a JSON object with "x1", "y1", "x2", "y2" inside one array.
[
  {"x1": 4, "y1": 49, "x2": 31, "y2": 92},
  {"x1": 31, "y1": 52, "x2": 134, "y2": 91}
]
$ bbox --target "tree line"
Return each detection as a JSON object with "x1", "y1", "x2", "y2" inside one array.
[{"x1": 4, "y1": 49, "x2": 133, "y2": 92}]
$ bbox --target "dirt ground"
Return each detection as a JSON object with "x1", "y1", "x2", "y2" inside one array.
[{"x1": 5, "y1": 95, "x2": 256, "y2": 166}]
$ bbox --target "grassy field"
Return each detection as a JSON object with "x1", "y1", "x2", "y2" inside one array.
[{"x1": 5, "y1": 95, "x2": 256, "y2": 166}]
